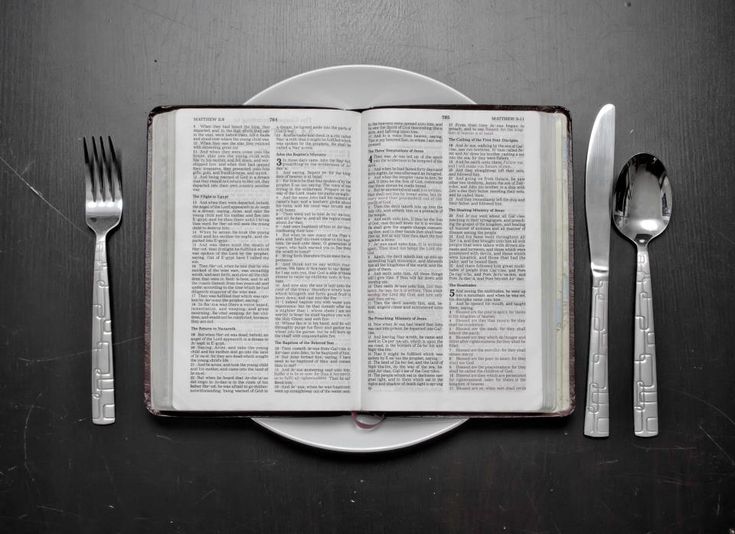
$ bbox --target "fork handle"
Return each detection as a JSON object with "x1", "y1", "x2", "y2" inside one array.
[
  {"x1": 584, "y1": 273, "x2": 609, "y2": 437},
  {"x1": 634, "y1": 247, "x2": 658, "y2": 437},
  {"x1": 92, "y1": 235, "x2": 115, "y2": 425}
]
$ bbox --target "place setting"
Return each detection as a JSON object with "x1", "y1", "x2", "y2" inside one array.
[{"x1": 85, "y1": 65, "x2": 672, "y2": 452}]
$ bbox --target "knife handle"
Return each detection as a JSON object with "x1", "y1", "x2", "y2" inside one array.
[
  {"x1": 633, "y1": 247, "x2": 658, "y2": 437},
  {"x1": 584, "y1": 274, "x2": 609, "y2": 437}
]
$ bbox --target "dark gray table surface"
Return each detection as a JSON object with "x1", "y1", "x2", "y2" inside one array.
[{"x1": 2, "y1": 1, "x2": 734, "y2": 532}]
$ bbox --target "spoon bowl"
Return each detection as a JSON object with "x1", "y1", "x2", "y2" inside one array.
[
  {"x1": 613, "y1": 154, "x2": 672, "y2": 246},
  {"x1": 613, "y1": 153, "x2": 671, "y2": 437}
]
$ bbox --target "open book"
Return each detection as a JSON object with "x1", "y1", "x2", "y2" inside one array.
[{"x1": 145, "y1": 105, "x2": 573, "y2": 415}]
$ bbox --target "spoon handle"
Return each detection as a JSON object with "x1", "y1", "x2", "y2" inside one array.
[
  {"x1": 634, "y1": 247, "x2": 658, "y2": 437},
  {"x1": 584, "y1": 273, "x2": 609, "y2": 437}
]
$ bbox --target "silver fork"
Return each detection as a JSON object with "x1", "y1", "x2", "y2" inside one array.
[{"x1": 84, "y1": 137, "x2": 123, "y2": 425}]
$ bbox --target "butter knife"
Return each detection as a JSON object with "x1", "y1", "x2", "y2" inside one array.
[{"x1": 583, "y1": 104, "x2": 615, "y2": 438}]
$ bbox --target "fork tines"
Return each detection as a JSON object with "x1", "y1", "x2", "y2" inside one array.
[{"x1": 83, "y1": 136, "x2": 122, "y2": 203}]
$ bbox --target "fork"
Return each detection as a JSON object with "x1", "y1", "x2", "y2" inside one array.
[{"x1": 84, "y1": 137, "x2": 123, "y2": 425}]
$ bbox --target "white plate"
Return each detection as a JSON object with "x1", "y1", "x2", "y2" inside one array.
[{"x1": 246, "y1": 65, "x2": 472, "y2": 453}]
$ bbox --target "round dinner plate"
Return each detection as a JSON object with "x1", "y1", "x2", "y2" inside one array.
[{"x1": 245, "y1": 65, "x2": 473, "y2": 453}]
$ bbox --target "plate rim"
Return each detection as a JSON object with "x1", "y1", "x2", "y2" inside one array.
[{"x1": 247, "y1": 63, "x2": 473, "y2": 106}]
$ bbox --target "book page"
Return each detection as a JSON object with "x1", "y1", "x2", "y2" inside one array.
[
  {"x1": 362, "y1": 108, "x2": 543, "y2": 412},
  {"x1": 170, "y1": 108, "x2": 362, "y2": 411}
]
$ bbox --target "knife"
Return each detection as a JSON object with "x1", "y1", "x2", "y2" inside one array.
[{"x1": 583, "y1": 104, "x2": 615, "y2": 438}]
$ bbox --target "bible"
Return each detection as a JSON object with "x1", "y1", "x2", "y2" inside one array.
[{"x1": 145, "y1": 105, "x2": 573, "y2": 415}]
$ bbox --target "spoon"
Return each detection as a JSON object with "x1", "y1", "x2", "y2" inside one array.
[{"x1": 613, "y1": 153, "x2": 672, "y2": 437}]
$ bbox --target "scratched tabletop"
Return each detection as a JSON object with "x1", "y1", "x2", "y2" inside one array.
[{"x1": 1, "y1": 1, "x2": 734, "y2": 533}]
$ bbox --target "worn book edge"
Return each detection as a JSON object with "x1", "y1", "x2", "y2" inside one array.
[{"x1": 143, "y1": 104, "x2": 575, "y2": 418}]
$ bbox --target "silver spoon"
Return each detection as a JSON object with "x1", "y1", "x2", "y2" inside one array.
[{"x1": 613, "y1": 153, "x2": 672, "y2": 437}]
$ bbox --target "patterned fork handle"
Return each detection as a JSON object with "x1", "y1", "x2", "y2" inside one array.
[
  {"x1": 584, "y1": 274, "x2": 609, "y2": 437},
  {"x1": 92, "y1": 235, "x2": 115, "y2": 424},
  {"x1": 634, "y1": 248, "x2": 658, "y2": 437}
]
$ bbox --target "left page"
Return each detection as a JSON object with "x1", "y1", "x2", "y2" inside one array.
[{"x1": 170, "y1": 108, "x2": 362, "y2": 411}]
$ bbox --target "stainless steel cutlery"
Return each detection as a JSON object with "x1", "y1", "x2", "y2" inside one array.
[
  {"x1": 583, "y1": 106, "x2": 671, "y2": 438},
  {"x1": 583, "y1": 104, "x2": 615, "y2": 438},
  {"x1": 613, "y1": 154, "x2": 671, "y2": 437},
  {"x1": 84, "y1": 137, "x2": 123, "y2": 425}
]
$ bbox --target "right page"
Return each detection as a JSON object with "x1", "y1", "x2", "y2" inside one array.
[{"x1": 361, "y1": 107, "x2": 549, "y2": 412}]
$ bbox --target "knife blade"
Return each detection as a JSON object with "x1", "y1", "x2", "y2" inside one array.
[{"x1": 583, "y1": 104, "x2": 615, "y2": 438}]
